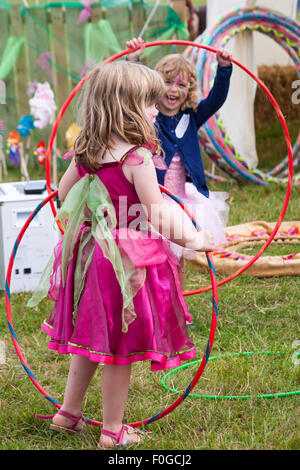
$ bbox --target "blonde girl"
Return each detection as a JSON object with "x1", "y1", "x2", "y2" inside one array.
[{"x1": 29, "y1": 61, "x2": 214, "y2": 449}]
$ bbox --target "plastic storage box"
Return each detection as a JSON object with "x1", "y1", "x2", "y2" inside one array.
[{"x1": 0, "y1": 180, "x2": 59, "y2": 293}]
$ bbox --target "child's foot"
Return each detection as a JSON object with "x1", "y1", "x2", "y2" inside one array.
[
  {"x1": 99, "y1": 424, "x2": 145, "y2": 449},
  {"x1": 50, "y1": 409, "x2": 85, "y2": 434}
]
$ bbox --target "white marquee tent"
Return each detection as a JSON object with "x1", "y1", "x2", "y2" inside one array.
[{"x1": 206, "y1": 0, "x2": 298, "y2": 168}]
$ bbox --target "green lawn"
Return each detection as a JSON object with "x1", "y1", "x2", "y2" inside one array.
[{"x1": 0, "y1": 157, "x2": 300, "y2": 450}]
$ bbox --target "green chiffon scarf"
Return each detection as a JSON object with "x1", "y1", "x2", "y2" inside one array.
[{"x1": 28, "y1": 174, "x2": 147, "y2": 333}]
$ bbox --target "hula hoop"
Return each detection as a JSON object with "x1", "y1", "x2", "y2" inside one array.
[
  {"x1": 4, "y1": 186, "x2": 218, "y2": 428},
  {"x1": 5, "y1": 40, "x2": 293, "y2": 430},
  {"x1": 184, "y1": 6, "x2": 300, "y2": 185},
  {"x1": 45, "y1": 39, "x2": 294, "y2": 300},
  {"x1": 161, "y1": 351, "x2": 300, "y2": 400}
]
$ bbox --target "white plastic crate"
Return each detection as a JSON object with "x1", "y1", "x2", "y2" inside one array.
[{"x1": 0, "y1": 180, "x2": 59, "y2": 293}]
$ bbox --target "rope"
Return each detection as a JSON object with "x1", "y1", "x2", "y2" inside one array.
[{"x1": 139, "y1": 0, "x2": 161, "y2": 38}]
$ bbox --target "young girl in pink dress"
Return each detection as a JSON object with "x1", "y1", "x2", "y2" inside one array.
[{"x1": 28, "y1": 61, "x2": 214, "y2": 449}]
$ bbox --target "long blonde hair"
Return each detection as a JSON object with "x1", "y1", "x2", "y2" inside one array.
[
  {"x1": 155, "y1": 54, "x2": 198, "y2": 112},
  {"x1": 74, "y1": 61, "x2": 164, "y2": 170}
]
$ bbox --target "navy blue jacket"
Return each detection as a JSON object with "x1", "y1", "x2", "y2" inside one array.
[{"x1": 155, "y1": 64, "x2": 232, "y2": 198}]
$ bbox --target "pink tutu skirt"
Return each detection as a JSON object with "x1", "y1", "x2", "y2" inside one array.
[{"x1": 163, "y1": 154, "x2": 229, "y2": 260}]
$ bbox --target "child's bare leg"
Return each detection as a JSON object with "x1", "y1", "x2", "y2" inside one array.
[
  {"x1": 52, "y1": 355, "x2": 98, "y2": 428},
  {"x1": 99, "y1": 363, "x2": 140, "y2": 447}
]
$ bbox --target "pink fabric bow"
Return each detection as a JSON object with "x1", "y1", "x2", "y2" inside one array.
[{"x1": 77, "y1": 0, "x2": 96, "y2": 24}]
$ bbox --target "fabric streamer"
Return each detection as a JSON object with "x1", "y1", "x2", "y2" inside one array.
[
  {"x1": 84, "y1": 19, "x2": 122, "y2": 64},
  {"x1": 0, "y1": 36, "x2": 25, "y2": 80},
  {"x1": 79, "y1": 58, "x2": 96, "y2": 79},
  {"x1": 142, "y1": 8, "x2": 189, "y2": 59}
]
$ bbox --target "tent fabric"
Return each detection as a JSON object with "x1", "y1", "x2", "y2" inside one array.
[
  {"x1": 207, "y1": 0, "x2": 258, "y2": 170},
  {"x1": 206, "y1": 0, "x2": 297, "y2": 170}
]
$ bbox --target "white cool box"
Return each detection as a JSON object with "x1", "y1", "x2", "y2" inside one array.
[{"x1": 0, "y1": 180, "x2": 60, "y2": 293}]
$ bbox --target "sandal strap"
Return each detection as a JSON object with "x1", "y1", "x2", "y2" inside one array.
[
  {"x1": 57, "y1": 410, "x2": 83, "y2": 430},
  {"x1": 101, "y1": 424, "x2": 127, "y2": 446},
  {"x1": 101, "y1": 425, "x2": 146, "y2": 447}
]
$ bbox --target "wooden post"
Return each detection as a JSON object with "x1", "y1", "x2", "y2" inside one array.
[
  {"x1": 168, "y1": 0, "x2": 188, "y2": 54},
  {"x1": 65, "y1": 6, "x2": 86, "y2": 90},
  {"x1": 19, "y1": 142, "x2": 30, "y2": 181},
  {"x1": 131, "y1": 0, "x2": 146, "y2": 36},
  {"x1": 0, "y1": 136, "x2": 8, "y2": 181},
  {"x1": 91, "y1": 4, "x2": 103, "y2": 23},
  {"x1": 26, "y1": 5, "x2": 53, "y2": 161},
  {"x1": 10, "y1": 5, "x2": 30, "y2": 117},
  {"x1": 51, "y1": 7, "x2": 72, "y2": 154},
  {"x1": 24, "y1": 136, "x2": 31, "y2": 166}
]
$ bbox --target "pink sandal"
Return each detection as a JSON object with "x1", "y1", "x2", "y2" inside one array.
[
  {"x1": 99, "y1": 424, "x2": 145, "y2": 449},
  {"x1": 49, "y1": 409, "x2": 85, "y2": 434}
]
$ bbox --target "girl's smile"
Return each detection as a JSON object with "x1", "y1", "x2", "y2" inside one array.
[{"x1": 158, "y1": 73, "x2": 190, "y2": 116}]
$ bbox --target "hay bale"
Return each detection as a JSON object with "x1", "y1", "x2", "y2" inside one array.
[{"x1": 254, "y1": 65, "x2": 300, "y2": 127}]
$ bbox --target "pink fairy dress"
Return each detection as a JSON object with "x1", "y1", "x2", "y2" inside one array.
[
  {"x1": 163, "y1": 153, "x2": 229, "y2": 259},
  {"x1": 28, "y1": 145, "x2": 196, "y2": 371}
]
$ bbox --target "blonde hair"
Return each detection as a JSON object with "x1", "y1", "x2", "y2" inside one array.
[
  {"x1": 74, "y1": 61, "x2": 164, "y2": 170},
  {"x1": 155, "y1": 54, "x2": 198, "y2": 112}
]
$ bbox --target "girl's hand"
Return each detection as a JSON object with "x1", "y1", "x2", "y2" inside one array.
[
  {"x1": 126, "y1": 37, "x2": 145, "y2": 62},
  {"x1": 216, "y1": 48, "x2": 232, "y2": 67},
  {"x1": 185, "y1": 229, "x2": 215, "y2": 252}
]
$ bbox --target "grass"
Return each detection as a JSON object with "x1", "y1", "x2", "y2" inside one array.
[
  {"x1": 1, "y1": 146, "x2": 300, "y2": 450},
  {"x1": 1, "y1": 267, "x2": 299, "y2": 450}
]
